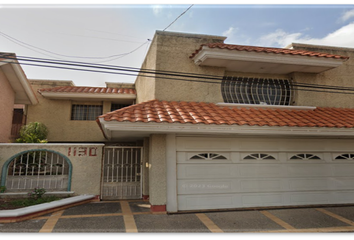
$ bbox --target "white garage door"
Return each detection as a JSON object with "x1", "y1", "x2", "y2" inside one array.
[{"x1": 176, "y1": 137, "x2": 354, "y2": 211}]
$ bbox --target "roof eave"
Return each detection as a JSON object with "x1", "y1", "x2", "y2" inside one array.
[
  {"x1": 39, "y1": 92, "x2": 137, "y2": 101},
  {"x1": 192, "y1": 47, "x2": 346, "y2": 74},
  {"x1": 1, "y1": 59, "x2": 38, "y2": 105},
  {"x1": 98, "y1": 120, "x2": 354, "y2": 140}
]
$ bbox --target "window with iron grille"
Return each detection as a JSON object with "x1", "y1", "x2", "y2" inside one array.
[
  {"x1": 111, "y1": 103, "x2": 130, "y2": 111},
  {"x1": 221, "y1": 76, "x2": 293, "y2": 105},
  {"x1": 4, "y1": 150, "x2": 71, "y2": 191},
  {"x1": 71, "y1": 104, "x2": 102, "y2": 120}
]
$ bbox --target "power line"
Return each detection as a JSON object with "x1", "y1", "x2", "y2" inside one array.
[
  {"x1": 163, "y1": 5, "x2": 194, "y2": 31},
  {"x1": 2, "y1": 54, "x2": 354, "y2": 95},
  {"x1": 0, "y1": 31, "x2": 149, "y2": 61}
]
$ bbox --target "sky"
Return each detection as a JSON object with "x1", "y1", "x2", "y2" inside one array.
[{"x1": 1, "y1": 2, "x2": 354, "y2": 87}]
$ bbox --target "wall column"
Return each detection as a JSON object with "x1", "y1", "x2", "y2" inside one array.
[
  {"x1": 142, "y1": 137, "x2": 150, "y2": 199},
  {"x1": 148, "y1": 134, "x2": 167, "y2": 212}
]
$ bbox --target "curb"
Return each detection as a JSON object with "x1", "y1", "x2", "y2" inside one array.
[{"x1": 0, "y1": 195, "x2": 96, "y2": 223}]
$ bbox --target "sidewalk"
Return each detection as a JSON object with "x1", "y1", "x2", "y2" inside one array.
[{"x1": 1, "y1": 200, "x2": 354, "y2": 233}]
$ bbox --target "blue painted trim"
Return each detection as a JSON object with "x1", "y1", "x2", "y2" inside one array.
[{"x1": 1, "y1": 149, "x2": 73, "y2": 191}]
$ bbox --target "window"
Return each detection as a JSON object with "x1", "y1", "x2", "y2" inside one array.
[
  {"x1": 221, "y1": 76, "x2": 293, "y2": 105},
  {"x1": 335, "y1": 154, "x2": 354, "y2": 160},
  {"x1": 190, "y1": 153, "x2": 227, "y2": 160},
  {"x1": 290, "y1": 154, "x2": 321, "y2": 160},
  {"x1": 111, "y1": 103, "x2": 130, "y2": 111},
  {"x1": 71, "y1": 104, "x2": 102, "y2": 120},
  {"x1": 243, "y1": 153, "x2": 276, "y2": 160}
]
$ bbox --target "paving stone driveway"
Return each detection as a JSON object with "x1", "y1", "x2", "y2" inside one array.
[{"x1": 1, "y1": 200, "x2": 354, "y2": 233}]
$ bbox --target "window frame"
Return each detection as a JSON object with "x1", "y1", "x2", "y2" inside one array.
[
  {"x1": 221, "y1": 76, "x2": 293, "y2": 105},
  {"x1": 71, "y1": 104, "x2": 103, "y2": 121}
]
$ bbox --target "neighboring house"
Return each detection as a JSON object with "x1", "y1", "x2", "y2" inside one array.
[
  {"x1": 27, "y1": 80, "x2": 136, "y2": 142},
  {"x1": 0, "y1": 53, "x2": 38, "y2": 143},
  {"x1": 97, "y1": 31, "x2": 354, "y2": 212}
]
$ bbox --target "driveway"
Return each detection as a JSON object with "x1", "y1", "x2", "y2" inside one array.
[{"x1": 1, "y1": 200, "x2": 354, "y2": 233}]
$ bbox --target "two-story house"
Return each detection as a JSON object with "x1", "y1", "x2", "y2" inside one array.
[
  {"x1": 97, "y1": 31, "x2": 354, "y2": 212},
  {"x1": 3, "y1": 31, "x2": 354, "y2": 213}
]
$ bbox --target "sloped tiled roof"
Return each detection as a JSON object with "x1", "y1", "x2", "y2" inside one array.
[
  {"x1": 190, "y1": 43, "x2": 349, "y2": 60},
  {"x1": 38, "y1": 86, "x2": 136, "y2": 94},
  {"x1": 98, "y1": 100, "x2": 354, "y2": 128}
]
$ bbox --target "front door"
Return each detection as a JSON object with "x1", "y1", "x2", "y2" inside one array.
[{"x1": 101, "y1": 146, "x2": 142, "y2": 200}]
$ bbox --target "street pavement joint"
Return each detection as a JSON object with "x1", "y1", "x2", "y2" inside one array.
[
  {"x1": 39, "y1": 210, "x2": 64, "y2": 233},
  {"x1": 316, "y1": 208, "x2": 354, "y2": 226},
  {"x1": 196, "y1": 213, "x2": 223, "y2": 233},
  {"x1": 260, "y1": 210, "x2": 296, "y2": 230}
]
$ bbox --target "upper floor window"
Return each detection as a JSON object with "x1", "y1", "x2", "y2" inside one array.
[
  {"x1": 71, "y1": 104, "x2": 102, "y2": 121},
  {"x1": 221, "y1": 76, "x2": 293, "y2": 105},
  {"x1": 111, "y1": 103, "x2": 130, "y2": 112}
]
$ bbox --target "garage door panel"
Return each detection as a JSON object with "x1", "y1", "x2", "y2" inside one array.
[
  {"x1": 240, "y1": 179, "x2": 282, "y2": 192},
  {"x1": 333, "y1": 165, "x2": 354, "y2": 176},
  {"x1": 178, "y1": 180, "x2": 234, "y2": 194},
  {"x1": 178, "y1": 195, "x2": 235, "y2": 211},
  {"x1": 287, "y1": 164, "x2": 330, "y2": 177},
  {"x1": 241, "y1": 193, "x2": 283, "y2": 207},
  {"x1": 332, "y1": 191, "x2": 354, "y2": 203},
  {"x1": 238, "y1": 165, "x2": 283, "y2": 177},
  {"x1": 177, "y1": 164, "x2": 237, "y2": 178},
  {"x1": 332, "y1": 177, "x2": 354, "y2": 189},
  {"x1": 178, "y1": 178, "x2": 352, "y2": 195},
  {"x1": 289, "y1": 192, "x2": 331, "y2": 205},
  {"x1": 289, "y1": 178, "x2": 330, "y2": 191}
]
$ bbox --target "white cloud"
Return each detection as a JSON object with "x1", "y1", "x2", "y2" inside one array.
[
  {"x1": 258, "y1": 29, "x2": 303, "y2": 47},
  {"x1": 340, "y1": 9, "x2": 354, "y2": 22},
  {"x1": 257, "y1": 22, "x2": 354, "y2": 48},
  {"x1": 223, "y1": 27, "x2": 237, "y2": 37}
]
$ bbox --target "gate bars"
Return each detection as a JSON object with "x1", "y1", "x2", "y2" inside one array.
[{"x1": 101, "y1": 146, "x2": 143, "y2": 200}]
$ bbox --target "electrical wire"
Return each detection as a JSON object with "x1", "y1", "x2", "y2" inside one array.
[
  {"x1": 0, "y1": 31, "x2": 149, "y2": 61},
  {"x1": 2, "y1": 54, "x2": 354, "y2": 95},
  {"x1": 163, "y1": 5, "x2": 194, "y2": 31}
]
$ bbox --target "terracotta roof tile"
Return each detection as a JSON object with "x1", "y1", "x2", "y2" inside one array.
[
  {"x1": 190, "y1": 43, "x2": 349, "y2": 60},
  {"x1": 38, "y1": 86, "x2": 136, "y2": 94},
  {"x1": 98, "y1": 100, "x2": 354, "y2": 129}
]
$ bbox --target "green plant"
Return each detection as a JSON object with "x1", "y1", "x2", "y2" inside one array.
[
  {"x1": 7, "y1": 196, "x2": 61, "y2": 209},
  {"x1": 16, "y1": 122, "x2": 48, "y2": 143},
  {"x1": 0, "y1": 186, "x2": 6, "y2": 193},
  {"x1": 28, "y1": 188, "x2": 46, "y2": 199}
]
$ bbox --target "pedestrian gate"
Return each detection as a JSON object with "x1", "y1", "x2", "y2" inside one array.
[{"x1": 101, "y1": 147, "x2": 143, "y2": 200}]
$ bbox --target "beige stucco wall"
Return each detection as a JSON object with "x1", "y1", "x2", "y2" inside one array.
[
  {"x1": 26, "y1": 80, "x2": 108, "y2": 142},
  {"x1": 148, "y1": 134, "x2": 166, "y2": 206},
  {"x1": 135, "y1": 36, "x2": 157, "y2": 103},
  {"x1": 136, "y1": 31, "x2": 354, "y2": 109},
  {"x1": 0, "y1": 143, "x2": 103, "y2": 195},
  {"x1": 136, "y1": 31, "x2": 226, "y2": 103},
  {"x1": 0, "y1": 69, "x2": 15, "y2": 143},
  {"x1": 291, "y1": 44, "x2": 354, "y2": 108}
]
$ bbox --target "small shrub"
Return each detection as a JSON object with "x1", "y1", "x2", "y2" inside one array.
[
  {"x1": 9, "y1": 196, "x2": 61, "y2": 208},
  {"x1": 28, "y1": 188, "x2": 46, "y2": 199},
  {"x1": 16, "y1": 122, "x2": 48, "y2": 143},
  {"x1": 0, "y1": 186, "x2": 6, "y2": 193}
]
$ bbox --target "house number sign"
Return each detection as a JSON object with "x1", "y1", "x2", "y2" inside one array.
[{"x1": 67, "y1": 147, "x2": 98, "y2": 157}]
